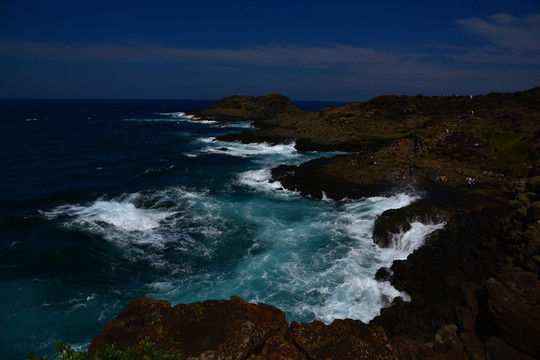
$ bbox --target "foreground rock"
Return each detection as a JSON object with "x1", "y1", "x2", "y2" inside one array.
[
  {"x1": 89, "y1": 296, "x2": 443, "y2": 360},
  {"x1": 89, "y1": 296, "x2": 286, "y2": 359}
]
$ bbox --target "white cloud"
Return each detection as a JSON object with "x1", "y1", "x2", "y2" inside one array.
[
  {"x1": 455, "y1": 13, "x2": 540, "y2": 62},
  {"x1": 0, "y1": 40, "x2": 425, "y2": 67},
  {"x1": 3, "y1": 12, "x2": 539, "y2": 69},
  {"x1": 0, "y1": 39, "x2": 439, "y2": 79},
  {"x1": 1, "y1": 13, "x2": 539, "y2": 99}
]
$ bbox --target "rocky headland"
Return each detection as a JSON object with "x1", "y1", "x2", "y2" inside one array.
[{"x1": 89, "y1": 90, "x2": 540, "y2": 359}]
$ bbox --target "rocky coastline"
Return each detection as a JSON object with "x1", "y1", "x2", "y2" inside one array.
[{"x1": 89, "y1": 90, "x2": 540, "y2": 359}]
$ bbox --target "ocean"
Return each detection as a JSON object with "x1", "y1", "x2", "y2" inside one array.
[{"x1": 0, "y1": 99, "x2": 444, "y2": 359}]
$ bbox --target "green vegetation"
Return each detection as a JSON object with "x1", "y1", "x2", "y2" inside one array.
[
  {"x1": 479, "y1": 123, "x2": 535, "y2": 176},
  {"x1": 494, "y1": 134, "x2": 533, "y2": 167},
  {"x1": 27, "y1": 338, "x2": 183, "y2": 360},
  {"x1": 481, "y1": 123, "x2": 535, "y2": 172}
]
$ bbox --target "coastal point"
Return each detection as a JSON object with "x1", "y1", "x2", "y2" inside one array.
[{"x1": 89, "y1": 88, "x2": 540, "y2": 360}]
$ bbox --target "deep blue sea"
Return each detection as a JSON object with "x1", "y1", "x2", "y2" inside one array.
[{"x1": 0, "y1": 99, "x2": 444, "y2": 359}]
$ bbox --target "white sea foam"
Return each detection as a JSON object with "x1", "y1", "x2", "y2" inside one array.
[
  {"x1": 123, "y1": 118, "x2": 182, "y2": 122},
  {"x1": 311, "y1": 277, "x2": 410, "y2": 322},
  {"x1": 248, "y1": 192, "x2": 440, "y2": 323},
  {"x1": 321, "y1": 191, "x2": 330, "y2": 201},
  {"x1": 155, "y1": 111, "x2": 202, "y2": 121},
  {"x1": 236, "y1": 168, "x2": 293, "y2": 194},
  {"x1": 64, "y1": 201, "x2": 174, "y2": 231},
  {"x1": 41, "y1": 187, "x2": 222, "y2": 254},
  {"x1": 342, "y1": 192, "x2": 421, "y2": 238},
  {"x1": 123, "y1": 111, "x2": 209, "y2": 123},
  {"x1": 200, "y1": 140, "x2": 298, "y2": 159},
  {"x1": 211, "y1": 121, "x2": 254, "y2": 129},
  {"x1": 197, "y1": 137, "x2": 217, "y2": 143},
  {"x1": 156, "y1": 111, "x2": 192, "y2": 118},
  {"x1": 383, "y1": 220, "x2": 446, "y2": 257}
]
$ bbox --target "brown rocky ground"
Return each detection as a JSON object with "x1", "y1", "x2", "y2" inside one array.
[
  {"x1": 90, "y1": 89, "x2": 540, "y2": 359},
  {"x1": 89, "y1": 296, "x2": 443, "y2": 360}
]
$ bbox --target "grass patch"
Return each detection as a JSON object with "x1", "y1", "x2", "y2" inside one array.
[{"x1": 479, "y1": 123, "x2": 534, "y2": 174}]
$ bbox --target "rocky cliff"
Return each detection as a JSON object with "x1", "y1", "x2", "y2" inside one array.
[{"x1": 90, "y1": 89, "x2": 540, "y2": 359}]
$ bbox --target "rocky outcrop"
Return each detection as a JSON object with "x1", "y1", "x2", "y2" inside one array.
[
  {"x1": 369, "y1": 175, "x2": 540, "y2": 360},
  {"x1": 90, "y1": 88, "x2": 540, "y2": 359},
  {"x1": 89, "y1": 296, "x2": 288, "y2": 359},
  {"x1": 191, "y1": 93, "x2": 302, "y2": 123},
  {"x1": 479, "y1": 271, "x2": 540, "y2": 359},
  {"x1": 89, "y1": 296, "x2": 443, "y2": 360}
]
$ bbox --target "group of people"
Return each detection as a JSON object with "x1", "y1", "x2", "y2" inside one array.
[
  {"x1": 352, "y1": 151, "x2": 377, "y2": 166},
  {"x1": 466, "y1": 176, "x2": 477, "y2": 190},
  {"x1": 434, "y1": 175, "x2": 478, "y2": 190},
  {"x1": 434, "y1": 175, "x2": 448, "y2": 183},
  {"x1": 395, "y1": 165, "x2": 415, "y2": 183},
  {"x1": 389, "y1": 140, "x2": 404, "y2": 149}
]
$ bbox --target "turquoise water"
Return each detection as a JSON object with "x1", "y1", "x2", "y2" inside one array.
[{"x1": 0, "y1": 100, "x2": 444, "y2": 359}]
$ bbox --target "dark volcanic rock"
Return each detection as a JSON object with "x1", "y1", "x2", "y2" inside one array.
[
  {"x1": 372, "y1": 202, "x2": 540, "y2": 359},
  {"x1": 478, "y1": 270, "x2": 540, "y2": 359},
  {"x1": 191, "y1": 93, "x2": 304, "y2": 125},
  {"x1": 286, "y1": 319, "x2": 397, "y2": 360},
  {"x1": 209, "y1": 93, "x2": 297, "y2": 119},
  {"x1": 271, "y1": 156, "x2": 394, "y2": 200},
  {"x1": 372, "y1": 208, "x2": 414, "y2": 248},
  {"x1": 88, "y1": 296, "x2": 288, "y2": 359},
  {"x1": 257, "y1": 335, "x2": 307, "y2": 360}
]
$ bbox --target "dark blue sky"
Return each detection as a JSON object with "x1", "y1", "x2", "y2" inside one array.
[{"x1": 1, "y1": 0, "x2": 539, "y2": 101}]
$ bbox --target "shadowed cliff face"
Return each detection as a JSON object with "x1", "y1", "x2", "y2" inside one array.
[{"x1": 90, "y1": 89, "x2": 540, "y2": 360}]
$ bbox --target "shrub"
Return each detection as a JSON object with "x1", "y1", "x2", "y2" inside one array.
[{"x1": 27, "y1": 338, "x2": 183, "y2": 360}]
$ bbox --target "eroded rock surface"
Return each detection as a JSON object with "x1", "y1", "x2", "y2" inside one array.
[{"x1": 89, "y1": 296, "x2": 443, "y2": 360}]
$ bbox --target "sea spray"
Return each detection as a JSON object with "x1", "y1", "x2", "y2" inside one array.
[
  {"x1": 389, "y1": 220, "x2": 446, "y2": 254},
  {"x1": 200, "y1": 139, "x2": 299, "y2": 159}
]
